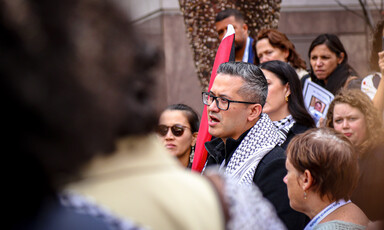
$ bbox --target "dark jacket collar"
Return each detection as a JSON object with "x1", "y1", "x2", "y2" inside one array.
[{"x1": 205, "y1": 129, "x2": 251, "y2": 166}]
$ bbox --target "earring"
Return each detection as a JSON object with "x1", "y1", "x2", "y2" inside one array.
[
  {"x1": 304, "y1": 191, "x2": 307, "y2": 200},
  {"x1": 189, "y1": 146, "x2": 195, "y2": 164},
  {"x1": 285, "y1": 95, "x2": 289, "y2": 102}
]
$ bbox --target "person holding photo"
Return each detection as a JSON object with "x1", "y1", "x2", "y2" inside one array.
[{"x1": 303, "y1": 34, "x2": 358, "y2": 95}]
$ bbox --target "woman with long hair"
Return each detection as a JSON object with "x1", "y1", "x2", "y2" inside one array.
[
  {"x1": 305, "y1": 33, "x2": 358, "y2": 95},
  {"x1": 259, "y1": 60, "x2": 315, "y2": 149}
]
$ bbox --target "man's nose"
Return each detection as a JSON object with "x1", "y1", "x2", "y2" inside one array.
[
  {"x1": 208, "y1": 99, "x2": 220, "y2": 112},
  {"x1": 260, "y1": 56, "x2": 269, "y2": 63}
]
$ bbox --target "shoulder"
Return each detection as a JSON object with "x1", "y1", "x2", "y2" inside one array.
[
  {"x1": 362, "y1": 143, "x2": 384, "y2": 163},
  {"x1": 295, "y1": 68, "x2": 309, "y2": 79},
  {"x1": 261, "y1": 146, "x2": 286, "y2": 163},
  {"x1": 254, "y1": 146, "x2": 286, "y2": 181},
  {"x1": 314, "y1": 220, "x2": 366, "y2": 230},
  {"x1": 26, "y1": 195, "x2": 143, "y2": 230},
  {"x1": 291, "y1": 123, "x2": 312, "y2": 134},
  {"x1": 61, "y1": 193, "x2": 144, "y2": 230},
  {"x1": 300, "y1": 74, "x2": 312, "y2": 87},
  {"x1": 256, "y1": 146, "x2": 286, "y2": 171},
  {"x1": 322, "y1": 202, "x2": 369, "y2": 228},
  {"x1": 280, "y1": 123, "x2": 311, "y2": 150}
]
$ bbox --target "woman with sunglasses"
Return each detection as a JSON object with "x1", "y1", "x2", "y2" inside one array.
[{"x1": 157, "y1": 104, "x2": 199, "y2": 168}]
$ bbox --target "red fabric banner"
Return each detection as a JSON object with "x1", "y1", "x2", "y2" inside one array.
[{"x1": 191, "y1": 24, "x2": 235, "y2": 172}]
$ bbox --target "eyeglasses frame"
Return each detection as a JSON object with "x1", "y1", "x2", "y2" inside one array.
[{"x1": 202, "y1": 92, "x2": 257, "y2": 111}]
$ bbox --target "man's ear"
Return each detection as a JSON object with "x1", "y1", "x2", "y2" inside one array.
[
  {"x1": 248, "y1": 104, "x2": 262, "y2": 122},
  {"x1": 242, "y1": 23, "x2": 248, "y2": 32},
  {"x1": 241, "y1": 23, "x2": 249, "y2": 36},
  {"x1": 301, "y1": 169, "x2": 313, "y2": 191}
]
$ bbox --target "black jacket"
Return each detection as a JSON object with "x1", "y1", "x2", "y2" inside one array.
[
  {"x1": 280, "y1": 123, "x2": 312, "y2": 150},
  {"x1": 205, "y1": 133, "x2": 309, "y2": 230}
]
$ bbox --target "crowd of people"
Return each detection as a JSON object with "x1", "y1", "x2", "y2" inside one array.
[{"x1": 4, "y1": 1, "x2": 383, "y2": 230}]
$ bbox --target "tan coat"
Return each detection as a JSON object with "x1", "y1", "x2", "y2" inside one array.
[{"x1": 67, "y1": 134, "x2": 225, "y2": 230}]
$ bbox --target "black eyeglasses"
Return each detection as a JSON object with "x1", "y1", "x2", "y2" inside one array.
[
  {"x1": 156, "y1": 124, "x2": 190, "y2": 137},
  {"x1": 202, "y1": 92, "x2": 257, "y2": 111}
]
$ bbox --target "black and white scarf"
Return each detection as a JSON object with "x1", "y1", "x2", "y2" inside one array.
[
  {"x1": 273, "y1": 114, "x2": 296, "y2": 144},
  {"x1": 222, "y1": 113, "x2": 283, "y2": 185}
]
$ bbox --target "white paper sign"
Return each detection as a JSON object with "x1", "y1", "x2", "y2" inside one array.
[{"x1": 302, "y1": 80, "x2": 334, "y2": 126}]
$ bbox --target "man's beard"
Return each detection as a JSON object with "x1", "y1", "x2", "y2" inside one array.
[{"x1": 234, "y1": 42, "x2": 243, "y2": 51}]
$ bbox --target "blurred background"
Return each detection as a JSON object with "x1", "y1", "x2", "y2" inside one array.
[{"x1": 118, "y1": 0, "x2": 382, "y2": 116}]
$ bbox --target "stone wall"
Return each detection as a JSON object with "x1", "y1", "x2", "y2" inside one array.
[{"x1": 135, "y1": 11, "x2": 203, "y2": 115}]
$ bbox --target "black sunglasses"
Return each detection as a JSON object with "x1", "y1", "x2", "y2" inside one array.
[{"x1": 156, "y1": 124, "x2": 190, "y2": 137}]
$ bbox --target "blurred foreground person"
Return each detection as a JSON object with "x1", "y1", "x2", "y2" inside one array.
[
  {"x1": 285, "y1": 128, "x2": 369, "y2": 229},
  {"x1": 157, "y1": 104, "x2": 199, "y2": 168},
  {"x1": 2, "y1": 0, "x2": 157, "y2": 229},
  {"x1": 1, "y1": 0, "x2": 290, "y2": 228},
  {"x1": 326, "y1": 89, "x2": 384, "y2": 225}
]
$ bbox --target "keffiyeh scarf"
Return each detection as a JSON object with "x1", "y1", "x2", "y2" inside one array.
[
  {"x1": 223, "y1": 113, "x2": 282, "y2": 185},
  {"x1": 273, "y1": 114, "x2": 296, "y2": 144}
]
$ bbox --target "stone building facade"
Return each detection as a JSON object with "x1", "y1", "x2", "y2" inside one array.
[{"x1": 120, "y1": 0, "x2": 379, "y2": 115}]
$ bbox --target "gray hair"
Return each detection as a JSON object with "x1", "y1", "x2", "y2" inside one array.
[{"x1": 217, "y1": 62, "x2": 268, "y2": 107}]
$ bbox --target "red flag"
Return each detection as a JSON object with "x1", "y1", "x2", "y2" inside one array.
[{"x1": 192, "y1": 24, "x2": 235, "y2": 172}]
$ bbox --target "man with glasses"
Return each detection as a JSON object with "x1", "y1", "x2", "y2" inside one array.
[{"x1": 203, "y1": 62, "x2": 308, "y2": 230}]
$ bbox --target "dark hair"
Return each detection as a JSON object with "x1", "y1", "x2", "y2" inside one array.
[
  {"x1": 308, "y1": 34, "x2": 357, "y2": 95},
  {"x1": 165, "y1": 104, "x2": 200, "y2": 133},
  {"x1": 287, "y1": 128, "x2": 359, "y2": 202},
  {"x1": 326, "y1": 89, "x2": 384, "y2": 154},
  {"x1": 370, "y1": 19, "x2": 384, "y2": 72},
  {"x1": 215, "y1": 8, "x2": 245, "y2": 23},
  {"x1": 254, "y1": 29, "x2": 307, "y2": 69},
  {"x1": 1, "y1": 0, "x2": 158, "y2": 226},
  {"x1": 217, "y1": 62, "x2": 268, "y2": 107},
  {"x1": 259, "y1": 61, "x2": 315, "y2": 127}
]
